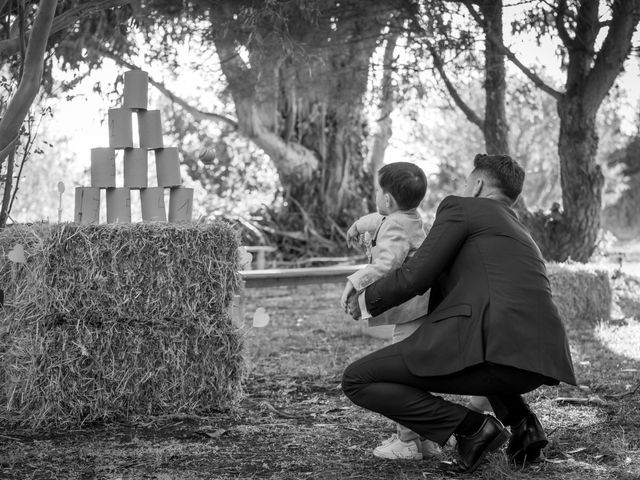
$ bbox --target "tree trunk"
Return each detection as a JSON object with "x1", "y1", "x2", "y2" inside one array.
[
  {"x1": 210, "y1": 1, "x2": 397, "y2": 250},
  {"x1": 368, "y1": 26, "x2": 400, "y2": 192},
  {"x1": 536, "y1": 97, "x2": 603, "y2": 261},
  {"x1": 478, "y1": 0, "x2": 508, "y2": 155},
  {"x1": 521, "y1": 0, "x2": 638, "y2": 262},
  {"x1": 465, "y1": 0, "x2": 639, "y2": 262},
  {"x1": 0, "y1": 149, "x2": 15, "y2": 227},
  {"x1": 0, "y1": 0, "x2": 58, "y2": 172}
]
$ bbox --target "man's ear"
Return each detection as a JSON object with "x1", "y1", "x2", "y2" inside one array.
[
  {"x1": 472, "y1": 178, "x2": 483, "y2": 197},
  {"x1": 384, "y1": 193, "x2": 392, "y2": 208}
]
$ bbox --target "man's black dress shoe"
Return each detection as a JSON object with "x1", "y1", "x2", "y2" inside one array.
[
  {"x1": 456, "y1": 415, "x2": 510, "y2": 473},
  {"x1": 507, "y1": 413, "x2": 548, "y2": 465}
]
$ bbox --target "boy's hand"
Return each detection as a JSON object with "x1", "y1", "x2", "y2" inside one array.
[{"x1": 346, "y1": 223, "x2": 360, "y2": 248}]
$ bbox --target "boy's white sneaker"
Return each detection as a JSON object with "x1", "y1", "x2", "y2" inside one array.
[
  {"x1": 373, "y1": 435, "x2": 422, "y2": 460},
  {"x1": 421, "y1": 438, "x2": 443, "y2": 457},
  {"x1": 378, "y1": 434, "x2": 399, "y2": 448}
]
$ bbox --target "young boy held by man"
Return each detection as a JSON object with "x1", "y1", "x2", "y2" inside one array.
[{"x1": 341, "y1": 162, "x2": 491, "y2": 461}]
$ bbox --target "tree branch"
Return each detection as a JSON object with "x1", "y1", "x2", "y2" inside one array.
[
  {"x1": 0, "y1": 0, "x2": 57, "y2": 170},
  {"x1": 462, "y1": 0, "x2": 563, "y2": 100},
  {"x1": 428, "y1": 42, "x2": 484, "y2": 130},
  {"x1": 0, "y1": 149, "x2": 15, "y2": 228},
  {"x1": 89, "y1": 44, "x2": 239, "y2": 129},
  {"x1": 213, "y1": 37, "x2": 318, "y2": 181},
  {"x1": 555, "y1": 0, "x2": 575, "y2": 49},
  {"x1": 0, "y1": 0, "x2": 132, "y2": 58},
  {"x1": 368, "y1": 25, "x2": 400, "y2": 176},
  {"x1": 583, "y1": 1, "x2": 640, "y2": 116},
  {"x1": 18, "y1": 0, "x2": 26, "y2": 78}
]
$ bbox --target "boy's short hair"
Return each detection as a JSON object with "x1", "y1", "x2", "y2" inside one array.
[
  {"x1": 378, "y1": 162, "x2": 427, "y2": 210},
  {"x1": 472, "y1": 154, "x2": 524, "y2": 203}
]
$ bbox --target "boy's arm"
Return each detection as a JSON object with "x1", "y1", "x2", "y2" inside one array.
[
  {"x1": 353, "y1": 212, "x2": 383, "y2": 234},
  {"x1": 347, "y1": 212, "x2": 383, "y2": 248},
  {"x1": 347, "y1": 217, "x2": 410, "y2": 292}
]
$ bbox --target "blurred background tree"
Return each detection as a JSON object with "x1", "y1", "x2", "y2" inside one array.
[{"x1": 1, "y1": 0, "x2": 639, "y2": 263}]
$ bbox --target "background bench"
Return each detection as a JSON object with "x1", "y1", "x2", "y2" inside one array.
[
  {"x1": 244, "y1": 245, "x2": 278, "y2": 269},
  {"x1": 240, "y1": 264, "x2": 364, "y2": 289}
]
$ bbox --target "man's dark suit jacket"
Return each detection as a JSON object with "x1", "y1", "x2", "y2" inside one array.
[{"x1": 365, "y1": 195, "x2": 577, "y2": 386}]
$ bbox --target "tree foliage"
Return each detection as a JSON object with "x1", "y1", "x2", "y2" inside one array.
[
  {"x1": 1, "y1": 0, "x2": 639, "y2": 263},
  {"x1": 405, "y1": 0, "x2": 640, "y2": 262}
]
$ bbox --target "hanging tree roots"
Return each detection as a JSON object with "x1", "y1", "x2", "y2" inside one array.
[{"x1": 0, "y1": 222, "x2": 243, "y2": 429}]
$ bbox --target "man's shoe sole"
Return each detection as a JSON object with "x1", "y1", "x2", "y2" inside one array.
[
  {"x1": 511, "y1": 439, "x2": 549, "y2": 466},
  {"x1": 465, "y1": 429, "x2": 511, "y2": 473}
]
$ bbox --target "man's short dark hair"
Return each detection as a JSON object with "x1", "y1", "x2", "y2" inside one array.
[
  {"x1": 378, "y1": 162, "x2": 427, "y2": 210},
  {"x1": 473, "y1": 154, "x2": 524, "y2": 203}
]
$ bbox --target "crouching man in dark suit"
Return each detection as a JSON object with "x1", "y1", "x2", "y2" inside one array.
[{"x1": 342, "y1": 154, "x2": 577, "y2": 473}]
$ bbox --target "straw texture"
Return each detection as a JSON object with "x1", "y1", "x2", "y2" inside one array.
[
  {"x1": 0, "y1": 222, "x2": 243, "y2": 428},
  {"x1": 547, "y1": 262, "x2": 612, "y2": 326}
]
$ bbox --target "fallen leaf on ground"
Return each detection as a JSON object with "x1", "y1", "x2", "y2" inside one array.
[
  {"x1": 253, "y1": 307, "x2": 270, "y2": 327},
  {"x1": 567, "y1": 447, "x2": 588, "y2": 454},
  {"x1": 202, "y1": 428, "x2": 227, "y2": 438},
  {"x1": 7, "y1": 244, "x2": 26, "y2": 264}
]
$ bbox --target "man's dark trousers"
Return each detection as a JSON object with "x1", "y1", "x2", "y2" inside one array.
[{"x1": 342, "y1": 341, "x2": 547, "y2": 445}]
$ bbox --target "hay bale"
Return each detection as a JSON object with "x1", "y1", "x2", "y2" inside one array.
[
  {"x1": 0, "y1": 221, "x2": 243, "y2": 428},
  {"x1": 547, "y1": 262, "x2": 612, "y2": 326}
]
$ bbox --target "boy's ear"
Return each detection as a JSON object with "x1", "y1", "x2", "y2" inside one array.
[{"x1": 384, "y1": 193, "x2": 392, "y2": 207}]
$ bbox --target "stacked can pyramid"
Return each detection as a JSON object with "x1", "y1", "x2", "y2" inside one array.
[{"x1": 74, "y1": 70, "x2": 194, "y2": 224}]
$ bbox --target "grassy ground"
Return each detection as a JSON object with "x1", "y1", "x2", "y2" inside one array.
[{"x1": 1, "y1": 269, "x2": 639, "y2": 479}]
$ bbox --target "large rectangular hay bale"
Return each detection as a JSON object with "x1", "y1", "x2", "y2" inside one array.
[
  {"x1": 547, "y1": 262, "x2": 612, "y2": 326},
  {"x1": 0, "y1": 222, "x2": 243, "y2": 428}
]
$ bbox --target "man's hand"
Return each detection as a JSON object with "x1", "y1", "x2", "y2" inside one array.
[
  {"x1": 340, "y1": 280, "x2": 355, "y2": 312},
  {"x1": 346, "y1": 290, "x2": 362, "y2": 321}
]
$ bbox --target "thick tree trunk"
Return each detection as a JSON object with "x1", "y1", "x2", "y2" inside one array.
[
  {"x1": 521, "y1": 0, "x2": 638, "y2": 262},
  {"x1": 465, "y1": 0, "x2": 639, "y2": 262},
  {"x1": 478, "y1": 0, "x2": 508, "y2": 155},
  {"x1": 533, "y1": 97, "x2": 603, "y2": 262},
  {"x1": 557, "y1": 99, "x2": 603, "y2": 261},
  {"x1": 210, "y1": 1, "x2": 397, "y2": 249}
]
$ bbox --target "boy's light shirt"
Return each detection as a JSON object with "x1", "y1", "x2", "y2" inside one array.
[
  {"x1": 348, "y1": 210, "x2": 423, "y2": 292},
  {"x1": 358, "y1": 292, "x2": 372, "y2": 320},
  {"x1": 348, "y1": 209, "x2": 428, "y2": 325}
]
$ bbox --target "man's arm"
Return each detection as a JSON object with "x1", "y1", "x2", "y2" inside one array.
[{"x1": 364, "y1": 196, "x2": 468, "y2": 317}]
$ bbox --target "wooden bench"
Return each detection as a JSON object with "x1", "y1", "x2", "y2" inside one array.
[
  {"x1": 240, "y1": 264, "x2": 365, "y2": 289},
  {"x1": 244, "y1": 246, "x2": 278, "y2": 270}
]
